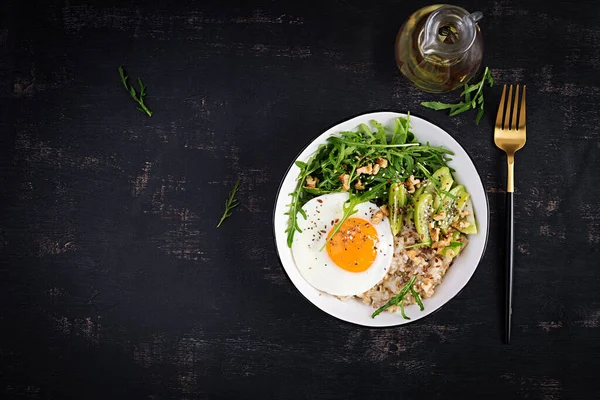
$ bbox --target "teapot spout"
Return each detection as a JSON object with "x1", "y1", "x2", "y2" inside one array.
[
  {"x1": 420, "y1": 37, "x2": 438, "y2": 56},
  {"x1": 469, "y1": 11, "x2": 483, "y2": 23},
  {"x1": 419, "y1": 5, "x2": 482, "y2": 59}
]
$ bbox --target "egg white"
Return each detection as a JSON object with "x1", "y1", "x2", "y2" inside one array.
[{"x1": 291, "y1": 193, "x2": 394, "y2": 296}]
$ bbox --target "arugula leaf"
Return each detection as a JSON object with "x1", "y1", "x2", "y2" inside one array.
[
  {"x1": 421, "y1": 67, "x2": 494, "y2": 125},
  {"x1": 319, "y1": 182, "x2": 387, "y2": 251},
  {"x1": 393, "y1": 115, "x2": 408, "y2": 144},
  {"x1": 371, "y1": 275, "x2": 418, "y2": 318},
  {"x1": 118, "y1": 66, "x2": 153, "y2": 117},
  {"x1": 419, "y1": 102, "x2": 456, "y2": 111},
  {"x1": 327, "y1": 138, "x2": 420, "y2": 148},
  {"x1": 216, "y1": 179, "x2": 241, "y2": 228},
  {"x1": 464, "y1": 89, "x2": 472, "y2": 103},
  {"x1": 403, "y1": 242, "x2": 430, "y2": 249},
  {"x1": 475, "y1": 107, "x2": 485, "y2": 124},
  {"x1": 318, "y1": 195, "x2": 360, "y2": 251},
  {"x1": 410, "y1": 287, "x2": 425, "y2": 311},
  {"x1": 369, "y1": 120, "x2": 388, "y2": 144},
  {"x1": 357, "y1": 123, "x2": 372, "y2": 137},
  {"x1": 284, "y1": 162, "x2": 310, "y2": 246}
]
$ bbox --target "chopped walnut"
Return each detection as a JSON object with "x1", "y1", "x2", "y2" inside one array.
[
  {"x1": 432, "y1": 233, "x2": 452, "y2": 249},
  {"x1": 356, "y1": 164, "x2": 373, "y2": 176},
  {"x1": 356, "y1": 161, "x2": 384, "y2": 176},
  {"x1": 428, "y1": 221, "x2": 435, "y2": 229},
  {"x1": 305, "y1": 175, "x2": 318, "y2": 188},
  {"x1": 338, "y1": 174, "x2": 350, "y2": 191},
  {"x1": 459, "y1": 209, "x2": 472, "y2": 218},
  {"x1": 371, "y1": 210, "x2": 384, "y2": 225},
  {"x1": 431, "y1": 241, "x2": 444, "y2": 249},
  {"x1": 380, "y1": 205, "x2": 389, "y2": 217},
  {"x1": 406, "y1": 249, "x2": 425, "y2": 265},
  {"x1": 453, "y1": 220, "x2": 471, "y2": 230},
  {"x1": 376, "y1": 158, "x2": 388, "y2": 168},
  {"x1": 432, "y1": 210, "x2": 446, "y2": 221},
  {"x1": 431, "y1": 227, "x2": 440, "y2": 242},
  {"x1": 406, "y1": 175, "x2": 421, "y2": 193},
  {"x1": 354, "y1": 179, "x2": 365, "y2": 190},
  {"x1": 412, "y1": 256, "x2": 425, "y2": 265}
]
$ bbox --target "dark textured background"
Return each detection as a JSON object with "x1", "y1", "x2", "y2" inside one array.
[{"x1": 1, "y1": 0, "x2": 598, "y2": 399}]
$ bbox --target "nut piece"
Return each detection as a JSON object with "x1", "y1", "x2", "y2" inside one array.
[
  {"x1": 338, "y1": 174, "x2": 350, "y2": 191},
  {"x1": 376, "y1": 158, "x2": 388, "y2": 168},
  {"x1": 432, "y1": 210, "x2": 446, "y2": 221},
  {"x1": 406, "y1": 249, "x2": 425, "y2": 265},
  {"x1": 459, "y1": 209, "x2": 471, "y2": 218},
  {"x1": 356, "y1": 161, "x2": 384, "y2": 176},
  {"x1": 432, "y1": 232, "x2": 453, "y2": 250},
  {"x1": 431, "y1": 227, "x2": 440, "y2": 242},
  {"x1": 371, "y1": 210, "x2": 384, "y2": 225},
  {"x1": 305, "y1": 175, "x2": 318, "y2": 189},
  {"x1": 354, "y1": 180, "x2": 365, "y2": 190},
  {"x1": 356, "y1": 164, "x2": 373, "y2": 176},
  {"x1": 406, "y1": 249, "x2": 418, "y2": 259},
  {"x1": 452, "y1": 220, "x2": 471, "y2": 230},
  {"x1": 406, "y1": 175, "x2": 421, "y2": 193},
  {"x1": 380, "y1": 205, "x2": 389, "y2": 217}
]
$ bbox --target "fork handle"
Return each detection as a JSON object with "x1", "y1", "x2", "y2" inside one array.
[{"x1": 505, "y1": 191, "x2": 514, "y2": 344}]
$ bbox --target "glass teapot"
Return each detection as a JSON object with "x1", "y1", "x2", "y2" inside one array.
[{"x1": 395, "y1": 4, "x2": 484, "y2": 93}]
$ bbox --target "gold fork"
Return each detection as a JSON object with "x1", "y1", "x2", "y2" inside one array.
[{"x1": 494, "y1": 84, "x2": 526, "y2": 344}]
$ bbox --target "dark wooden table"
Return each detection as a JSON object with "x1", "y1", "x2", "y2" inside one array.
[{"x1": 1, "y1": 0, "x2": 599, "y2": 398}]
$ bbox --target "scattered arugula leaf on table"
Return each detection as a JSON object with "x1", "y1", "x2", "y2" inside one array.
[
  {"x1": 217, "y1": 179, "x2": 241, "y2": 228},
  {"x1": 421, "y1": 67, "x2": 494, "y2": 125},
  {"x1": 118, "y1": 65, "x2": 153, "y2": 117}
]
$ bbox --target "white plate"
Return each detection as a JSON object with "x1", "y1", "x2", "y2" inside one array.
[{"x1": 273, "y1": 112, "x2": 489, "y2": 327}]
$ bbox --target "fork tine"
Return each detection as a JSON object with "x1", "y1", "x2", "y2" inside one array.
[
  {"x1": 511, "y1": 85, "x2": 520, "y2": 130},
  {"x1": 518, "y1": 85, "x2": 526, "y2": 130},
  {"x1": 496, "y1": 85, "x2": 507, "y2": 128},
  {"x1": 505, "y1": 85, "x2": 513, "y2": 130}
]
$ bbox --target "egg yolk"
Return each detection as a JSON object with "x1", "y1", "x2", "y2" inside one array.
[{"x1": 326, "y1": 217, "x2": 379, "y2": 273}]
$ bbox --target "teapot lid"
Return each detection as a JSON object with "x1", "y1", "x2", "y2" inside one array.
[{"x1": 421, "y1": 5, "x2": 483, "y2": 58}]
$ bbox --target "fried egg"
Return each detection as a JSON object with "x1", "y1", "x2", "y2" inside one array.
[{"x1": 291, "y1": 193, "x2": 393, "y2": 296}]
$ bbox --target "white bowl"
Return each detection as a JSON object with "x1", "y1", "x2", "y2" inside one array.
[{"x1": 273, "y1": 112, "x2": 489, "y2": 327}]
